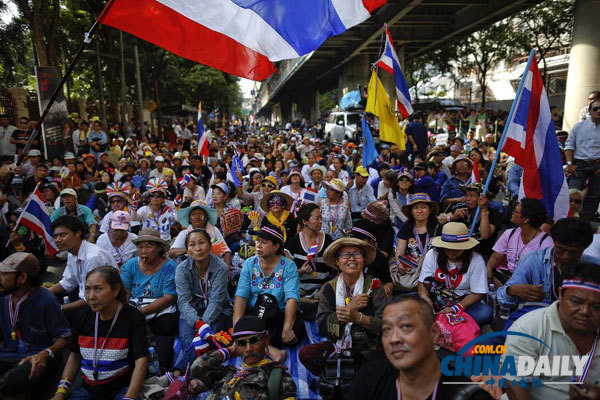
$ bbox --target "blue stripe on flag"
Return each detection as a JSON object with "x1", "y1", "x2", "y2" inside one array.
[
  {"x1": 27, "y1": 197, "x2": 53, "y2": 233},
  {"x1": 231, "y1": 0, "x2": 346, "y2": 56},
  {"x1": 538, "y1": 118, "x2": 564, "y2": 215}
]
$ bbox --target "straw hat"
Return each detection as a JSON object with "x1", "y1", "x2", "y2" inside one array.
[
  {"x1": 308, "y1": 164, "x2": 326, "y2": 177},
  {"x1": 177, "y1": 200, "x2": 218, "y2": 228},
  {"x1": 430, "y1": 222, "x2": 479, "y2": 250},
  {"x1": 323, "y1": 237, "x2": 376, "y2": 269},
  {"x1": 260, "y1": 190, "x2": 293, "y2": 212},
  {"x1": 323, "y1": 178, "x2": 345, "y2": 193},
  {"x1": 452, "y1": 155, "x2": 473, "y2": 169},
  {"x1": 132, "y1": 228, "x2": 170, "y2": 253},
  {"x1": 402, "y1": 193, "x2": 439, "y2": 216}
]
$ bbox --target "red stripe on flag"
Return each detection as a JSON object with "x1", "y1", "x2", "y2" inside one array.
[
  {"x1": 19, "y1": 218, "x2": 58, "y2": 256},
  {"x1": 363, "y1": 0, "x2": 387, "y2": 13},
  {"x1": 100, "y1": 0, "x2": 276, "y2": 81},
  {"x1": 79, "y1": 336, "x2": 129, "y2": 349}
]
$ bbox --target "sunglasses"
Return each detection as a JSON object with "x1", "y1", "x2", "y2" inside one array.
[
  {"x1": 592, "y1": 107, "x2": 600, "y2": 112},
  {"x1": 110, "y1": 198, "x2": 125, "y2": 204},
  {"x1": 570, "y1": 197, "x2": 582, "y2": 204},
  {"x1": 262, "y1": 183, "x2": 275, "y2": 189},
  {"x1": 149, "y1": 192, "x2": 165, "y2": 198},
  {"x1": 235, "y1": 335, "x2": 264, "y2": 348}
]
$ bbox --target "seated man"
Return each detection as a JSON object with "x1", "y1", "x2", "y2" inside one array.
[
  {"x1": 504, "y1": 261, "x2": 600, "y2": 400},
  {"x1": 190, "y1": 315, "x2": 297, "y2": 399},
  {"x1": 498, "y1": 218, "x2": 595, "y2": 311},
  {"x1": 0, "y1": 253, "x2": 70, "y2": 399},
  {"x1": 349, "y1": 296, "x2": 490, "y2": 399},
  {"x1": 49, "y1": 216, "x2": 118, "y2": 321}
]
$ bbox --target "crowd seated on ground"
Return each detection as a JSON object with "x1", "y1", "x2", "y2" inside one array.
[{"x1": 1, "y1": 96, "x2": 600, "y2": 399}]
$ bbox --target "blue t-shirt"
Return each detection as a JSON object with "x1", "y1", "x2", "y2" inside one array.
[
  {"x1": 121, "y1": 257, "x2": 177, "y2": 299},
  {"x1": 0, "y1": 287, "x2": 71, "y2": 357},
  {"x1": 235, "y1": 255, "x2": 300, "y2": 311}
]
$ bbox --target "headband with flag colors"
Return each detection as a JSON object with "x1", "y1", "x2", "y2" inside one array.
[
  {"x1": 107, "y1": 182, "x2": 130, "y2": 198},
  {"x1": 261, "y1": 226, "x2": 285, "y2": 244},
  {"x1": 146, "y1": 177, "x2": 169, "y2": 193},
  {"x1": 99, "y1": 0, "x2": 387, "y2": 81},
  {"x1": 561, "y1": 280, "x2": 600, "y2": 294},
  {"x1": 197, "y1": 101, "x2": 209, "y2": 157},
  {"x1": 374, "y1": 25, "x2": 413, "y2": 118}
]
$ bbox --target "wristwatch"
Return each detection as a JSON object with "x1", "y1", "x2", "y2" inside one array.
[
  {"x1": 45, "y1": 348, "x2": 55, "y2": 358},
  {"x1": 567, "y1": 161, "x2": 573, "y2": 165}
]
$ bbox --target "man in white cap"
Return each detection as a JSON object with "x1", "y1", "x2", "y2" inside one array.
[
  {"x1": 0, "y1": 253, "x2": 71, "y2": 398},
  {"x1": 51, "y1": 188, "x2": 99, "y2": 243},
  {"x1": 96, "y1": 210, "x2": 138, "y2": 268},
  {"x1": 21, "y1": 149, "x2": 42, "y2": 178},
  {"x1": 150, "y1": 155, "x2": 166, "y2": 179}
]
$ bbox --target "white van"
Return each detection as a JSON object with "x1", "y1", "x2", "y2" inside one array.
[{"x1": 324, "y1": 111, "x2": 361, "y2": 144}]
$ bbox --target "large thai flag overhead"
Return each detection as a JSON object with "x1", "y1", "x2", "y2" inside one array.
[
  {"x1": 100, "y1": 0, "x2": 387, "y2": 81},
  {"x1": 15, "y1": 186, "x2": 59, "y2": 256},
  {"x1": 502, "y1": 54, "x2": 569, "y2": 219},
  {"x1": 374, "y1": 26, "x2": 413, "y2": 118}
]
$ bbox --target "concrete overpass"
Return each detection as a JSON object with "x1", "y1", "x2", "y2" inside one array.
[{"x1": 253, "y1": 0, "x2": 543, "y2": 123}]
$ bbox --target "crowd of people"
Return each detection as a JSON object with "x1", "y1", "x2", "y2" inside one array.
[{"x1": 0, "y1": 89, "x2": 599, "y2": 400}]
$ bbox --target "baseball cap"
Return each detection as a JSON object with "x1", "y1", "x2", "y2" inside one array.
[
  {"x1": 110, "y1": 210, "x2": 131, "y2": 230},
  {"x1": 232, "y1": 315, "x2": 267, "y2": 338},
  {"x1": 27, "y1": 149, "x2": 41, "y2": 157},
  {"x1": 0, "y1": 252, "x2": 40, "y2": 277},
  {"x1": 355, "y1": 166, "x2": 369, "y2": 177},
  {"x1": 155, "y1": 156, "x2": 165, "y2": 162},
  {"x1": 60, "y1": 188, "x2": 78, "y2": 197}
]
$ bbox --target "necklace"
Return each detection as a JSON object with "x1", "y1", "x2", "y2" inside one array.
[
  {"x1": 515, "y1": 229, "x2": 540, "y2": 263},
  {"x1": 413, "y1": 225, "x2": 430, "y2": 255},
  {"x1": 8, "y1": 290, "x2": 32, "y2": 341},
  {"x1": 573, "y1": 333, "x2": 599, "y2": 383},
  {"x1": 93, "y1": 303, "x2": 122, "y2": 381}
]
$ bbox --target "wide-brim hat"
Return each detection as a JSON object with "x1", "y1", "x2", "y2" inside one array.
[
  {"x1": 177, "y1": 200, "x2": 218, "y2": 228},
  {"x1": 308, "y1": 164, "x2": 326, "y2": 177},
  {"x1": 402, "y1": 192, "x2": 439, "y2": 216},
  {"x1": 430, "y1": 222, "x2": 479, "y2": 250},
  {"x1": 132, "y1": 228, "x2": 170, "y2": 252},
  {"x1": 323, "y1": 237, "x2": 376, "y2": 269},
  {"x1": 323, "y1": 178, "x2": 345, "y2": 193},
  {"x1": 452, "y1": 155, "x2": 473, "y2": 168},
  {"x1": 260, "y1": 190, "x2": 293, "y2": 213}
]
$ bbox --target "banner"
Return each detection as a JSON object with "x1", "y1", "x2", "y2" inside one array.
[{"x1": 35, "y1": 66, "x2": 67, "y2": 160}]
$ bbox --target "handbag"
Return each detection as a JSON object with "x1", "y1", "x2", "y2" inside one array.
[
  {"x1": 319, "y1": 351, "x2": 356, "y2": 400},
  {"x1": 250, "y1": 293, "x2": 280, "y2": 322},
  {"x1": 435, "y1": 310, "x2": 480, "y2": 355},
  {"x1": 129, "y1": 297, "x2": 177, "y2": 321},
  {"x1": 389, "y1": 254, "x2": 423, "y2": 291}
]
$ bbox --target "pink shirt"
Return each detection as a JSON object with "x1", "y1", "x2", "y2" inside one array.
[{"x1": 492, "y1": 227, "x2": 554, "y2": 272}]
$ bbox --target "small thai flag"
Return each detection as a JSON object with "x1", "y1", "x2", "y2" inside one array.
[
  {"x1": 15, "y1": 185, "x2": 59, "y2": 255},
  {"x1": 301, "y1": 188, "x2": 318, "y2": 203},
  {"x1": 397, "y1": 254, "x2": 419, "y2": 270},
  {"x1": 178, "y1": 173, "x2": 191, "y2": 189},
  {"x1": 306, "y1": 244, "x2": 318, "y2": 262}
]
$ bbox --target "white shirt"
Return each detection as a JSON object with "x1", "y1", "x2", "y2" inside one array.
[
  {"x1": 60, "y1": 240, "x2": 118, "y2": 300},
  {"x1": 0, "y1": 125, "x2": 16, "y2": 157},
  {"x1": 419, "y1": 249, "x2": 488, "y2": 296},
  {"x1": 96, "y1": 232, "x2": 138, "y2": 267},
  {"x1": 137, "y1": 204, "x2": 176, "y2": 241}
]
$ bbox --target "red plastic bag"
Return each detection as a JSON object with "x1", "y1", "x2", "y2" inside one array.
[{"x1": 435, "y1": 310, "x2": 480, "y2": 355}]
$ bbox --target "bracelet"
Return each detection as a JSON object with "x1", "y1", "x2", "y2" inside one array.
[
  {"x1": 450, "y1": 303, "x2": 464, "y2": 314},
  {"x1": 56, "y1": 379, "x2": 71, "y2": 395},
  {"x1": 122, "y1": 397, "x2": 135, "y2": 400},
  {"x1": 13, "y1": 243, "x2": 25, "y2": 252},
  {"x1": 358, "y1": 312, "x2": 364, "y2": 324},
  {"x1": 481, "y1": 211, "x2": 489, "y2": 215},
  {"x1": 446, "y1": 214, "x2": 452, "y2": 222}
]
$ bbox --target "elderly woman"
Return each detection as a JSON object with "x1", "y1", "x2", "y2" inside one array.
[
  {"x1": 388, "y1": 171, "x2": 413, "y2": 230},
  {"x1": 174, "y1": 228, "x2": 232, "y2": 373},
  {"x1": 96, "y1": 210, "x2": 138, "y2": 268},
  {"x1": 298, "y1": 237, "x2": 387, "y2": 377},
  {"x1": 487, "y1": 198, "x2": 552, "y2": 286},
  {"x1": 136, "y1": 178, "x2": 176, "y2": 241},
  {"x1": 121, "y1": 228, "x2": 178, "y2": 372},
  {"x1": 569, "y1": 189, "x2": 584, "y2": 218},
  {"x1": 260, "y1": 190, "x2": 296, "y2": 245},
  {"x1": 233, "y1": 225, "x2": 305, "y2": 362},
  {"x1": 307, "y1": 164, "x2": 327, "y2": 203},
  {"x1": 418, "y1": 222, "x2": 492, "y2": 325},
  {"x1": 182, "y1": 174, "x2": 206, "y2": 203},
  {"x1": 170, "y1": 200, "x2": 231, "y2": 267},
  {"x1": 321, "y1": 178, "x2": 352, "y2": 240}
]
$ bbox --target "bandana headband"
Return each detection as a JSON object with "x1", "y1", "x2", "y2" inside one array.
[
  {"x1": 562, "y1": 280, "x2": 600, "y2": 294},
  {"x1": 351, "y1": 227, "x2": 376, "y2": 242},
  {"x1": 261, "y1": 226, "x2": 285, "y2": 244}
]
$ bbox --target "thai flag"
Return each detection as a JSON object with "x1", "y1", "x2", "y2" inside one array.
[
  {"x1": 15, "y1": 186, "x2": 59, "y2": 256},
  {"x1": 178, "y1": 173, "x2": 191, "y2": 189},
  {"x1": 231, "y1": 155, "x2": 245, "y2": 187},
  {"x1": 198, "y1": 102, "x2": 209, "y2": 157},
  {"x1": 301, "y1": 187, "x2": 318, "y2": 203},
  {"x1": 99, "y1": 0, "x2": 386, "y2": 81},
  {"x1": 306, "y1": 243, "x2": 319, "y2": 263},
  {"x1": 374, "y1": 25, "x2": 413, "y2": 118},
  {"x1": 471, "y1": 160, "x2": 481, "y2": 183},
  {"x1": 501, "y1": 51, "x2": 569, "y2": 219}
]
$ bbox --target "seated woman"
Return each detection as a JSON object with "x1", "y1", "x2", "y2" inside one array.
[
  {"x1": 51, "y1": 266, "x2": 147, "y2": 400},
  {"x1": 210, "y1": 182, "x2": 243, "y2": 254},
  {"x1": 121, "y1": 228, "x2": 178, "y2": 372},
  {"x1": 285, "y1": 203, "x2": 334, "y2": 303},
  {"x1": 174, "y1": 229, "x2": 232, "y2": 373},
  {"x1": 96, "y1": 210, "x2": 138, "y2": 269},
  {"x1": 136, "y1": 178, "x2": 176, "y2": 241},
  {"x1": 182, "y1": 174, "x2": 206, "y2": 203},
  {"x1": 298, "y1": 237, "x2": 387, "y2": 378},
  {"x1": 170, "y1": 200, "x2": 231, "y2": 268},
  {"x1": 321, "y1": 178, "x2": 352, "y2": 240},
  {"x1": 395, "y1": 193, "x2": 439, "y2": 261},
  {"x1": 417, "y1": 222, "x2": 492, "y2": 326},
  {"x1": 260, "y1": 190, "x2": 296, "y2": 246},
  {"x1": 388, "y1": 171, "x2": 412, "y2": 230},
  {"x1": 487, "y1": 198, "x2": 552, "y2": 286},
  {"x1": 237, "y1": 174, "x2": 279, "y2": 218},
  {"x1": 233, "y1": 225, "x2": 305, "y2": 362}
]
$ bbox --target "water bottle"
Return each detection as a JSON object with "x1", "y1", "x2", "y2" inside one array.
[
  {"x1": 147, "y1": 346, "x2": 160, "y2": 377},
  {"x1": 232, "y1": 253, "x2": 241, "y2": 268},
  {"x1": 487, "y1": 284, "x2": 497, "y2": 316}
]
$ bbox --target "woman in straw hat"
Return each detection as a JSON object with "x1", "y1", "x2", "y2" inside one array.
[
  {"x1": 320, "y1": 178, "x2": 352, "y2": 240},
  {"x1": 260, "y1": 190, "x2": 296, "y2": 245},
  {"x1": 122, "y1": 228, "x2": 178, "y2": 372},
  {"x1": 395, "y1": 193, "x2": 439, "y2": 261},
  {"x1": 417, "y1": 222, "x2": 492, "y2": 325},
  {"x1": 298, "y1": 237, "x2": 386, "y2": 377}
]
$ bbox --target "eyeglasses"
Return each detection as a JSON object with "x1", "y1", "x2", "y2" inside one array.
[
  {"x1": 592, "y1": 107, "x2": 600, "y2": 112},
  {"x1": 338, "y1": 252, "x2": 363, "y2": 260},
  {"x1": 262, "y1": 183, "x2": 274, "y2": 189},
  {"x1": 110, "y1": 198, "x2": 124, "y2": 204},
  {"x1": 235, "y1": 335, "x2": 264, "y2": 348},
  {"x1": 570, "y1": 197, "x2": 582, "y2": 204},
  {"x1": 149, "y1": 192, "x2": 165, "y2": 198}
]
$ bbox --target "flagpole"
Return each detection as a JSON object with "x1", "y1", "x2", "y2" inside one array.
[
  {"x1": 469, "y1": 49, "x2": 537, "y2": 236},
  {"x1": 1, "y1": 0, "x2": 117, "y2": 192},
  {"x1": 11, "y1": 182, "x2": 41, "y2": 239}
]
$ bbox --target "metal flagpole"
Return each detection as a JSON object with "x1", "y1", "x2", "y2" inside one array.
[
  {"x1": 469, "y1": 49, "x2": 537, "y2": 236},
  {"x1": 1, "y1": 0, "x2": 117, "y2": 191}
]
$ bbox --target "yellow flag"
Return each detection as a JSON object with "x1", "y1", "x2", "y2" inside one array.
[{"x1": 366, "y1": 70, "x2": 405, "y2": 150}]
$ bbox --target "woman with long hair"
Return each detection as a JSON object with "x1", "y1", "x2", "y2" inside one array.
[
  {"x1": 395, "y1": 193, "x2": 439, "y2": 260},
  {"x1": 417, "y1": 222, "x2": 492, "y2": 325},
  {"x1": 51, "y1": 266, "x2": 148, "y2": 400}
]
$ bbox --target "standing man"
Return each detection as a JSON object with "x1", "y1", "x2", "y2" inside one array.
[
  {"x1": 10, "y1": 117, "x2": 38, "y2": 157},
  {"x1": 579, "y1": 90, "x2": 599, "y2": 121},
  {"x1": 565, "y1": 96, "x2": 600, "y2": 221},
  {"x1": 348, "y1": 166, "x2": 376, "y2": 220},
  {"x1": 406, "y1": 112, "x2": 428, "y2": 161},
  {"x1": 0, "y1": 114, "x2": 16, "y2": 158},
  {"x1": 49, "y1": 216, "x2": 117, "y2": 320}
]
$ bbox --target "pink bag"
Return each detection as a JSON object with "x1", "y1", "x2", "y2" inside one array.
[{"x1": 435, "y1": 310, "x2": 480, "y2": 355}]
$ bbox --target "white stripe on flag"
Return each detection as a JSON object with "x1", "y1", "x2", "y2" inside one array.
[
  {"x1": 157, "y1": 0, "x2": 299, "y2": 61},
  {"x1": 533, "y1": 86, "x2": 552, "y2": 167},
  {"x1": 330, "y1": 0, "x2": 371, "y2": 29}
]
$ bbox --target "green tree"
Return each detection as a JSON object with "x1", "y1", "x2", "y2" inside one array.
[{"x1": 405, "y1": 53, "x2": 440, "y2": 104}]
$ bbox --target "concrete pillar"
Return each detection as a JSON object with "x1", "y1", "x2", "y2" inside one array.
[
  {"x1": 338, "y1": 54, "x2": 370, "y2": 97},
  {"x1": 310, "y1": 89, "x2": 320, "y2": 123},
  {"x1": 77, "y1": 97, "x2": 88, "y2": 121},
  {"x1": 281, "y1": 101, "x2": 292, "y2": 123},
  {"x1": 272, "y1": 103, "x2": 282, "y2": 124},
  {"x1": 563, "y1": 0, "x2": 600, "y2": 131},
  {"x1": 7, "y1": 87, "x2": 29, "y2": 120}
]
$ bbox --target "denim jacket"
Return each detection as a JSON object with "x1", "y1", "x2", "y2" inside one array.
[{"x1": 175, "y1": 254, "x2": 232, "y2": 327}]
